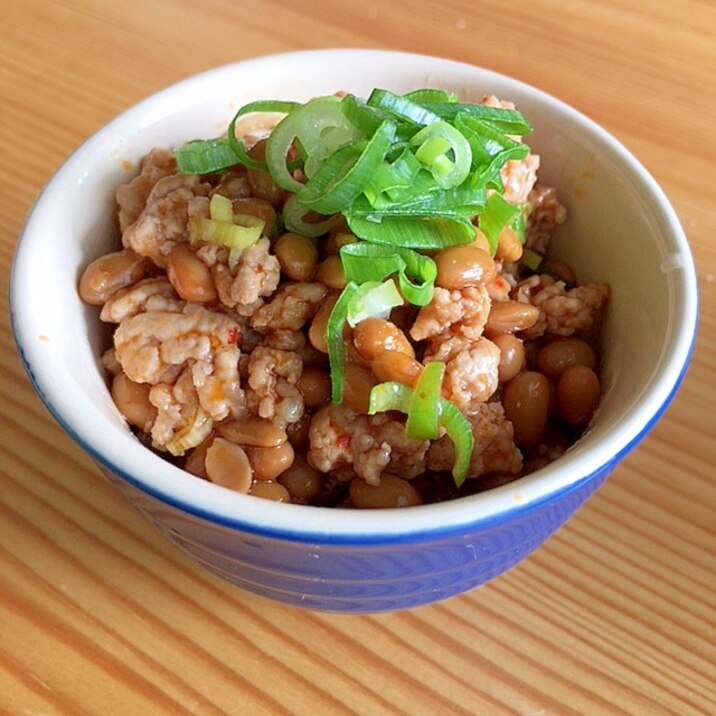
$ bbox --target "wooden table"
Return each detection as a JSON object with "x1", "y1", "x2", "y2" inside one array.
[{"x1": 1, "y1": 1, "x2": 714, "y2": 713}]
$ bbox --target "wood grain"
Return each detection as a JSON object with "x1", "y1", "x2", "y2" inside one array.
[{"x1": 1, "y1": 0, "x2": 714, "y2": 713}]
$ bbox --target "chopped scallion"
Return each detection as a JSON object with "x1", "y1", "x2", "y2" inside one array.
[
  {"x1": 437, "y1": 398, "x2": 474, "y2": 487},
  {"x1": 189, "y1": 216, "x2": 264, "y2": 251},
  {"x1": 367, "y1": 377, "x2": 475, "y2": 486},
  {"x1": 478, "y1": 192, "x2": 521, "y2": 255},
  {"x1": 339, "y1": 243, "x2": 437, "y2": 306},
  {"x1": 522, "y1": 247, "x2": 543, "y2": 271},
  {"x1": 405, "y1": 361, "x2": 444, "y2": 440},
  {"x1": 410, "y1": 121, "x2": 472, "y2": 189},
  {"x1": 327, "y1": 281, "x2": 359, "y2": 404},
  {"x1": 346, "y1": 280, "x2": 404, "y2": 327}
]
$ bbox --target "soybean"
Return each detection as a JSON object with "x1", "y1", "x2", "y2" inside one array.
[
  {"x1": 233, "y1": 197, "x2": 277, "y2": 237},
  {"x1": 79, "y1": 249, "x2": 151, "y2": 305},
  {"x1": 486, "y1": 300, "x2": 540, "y2": 334},
  {"x1": 353, "y1": 318, "x2": 414, "y2": 361},
  {"x1": 492, "y1": 333, "x2": 526, "y2": 383},
  {"x1": 342, "y1": 362, "x2": 378, "y2": 414},
  {"x1": 250, "y1": 480, "x2": 291, "y2": 501},
  {"x1": 297, "y1": 366, "x2": 332, "y2": 409},
  {"x1": 349, "y1": 474, "x2": 423, "y2": 509},
  {"x1": 371, "y1": 351, "x2": 423, "y2": 388},
  {"x1": 324, "y1": 232, "x2": 357, "y2": 256},
  {"x1": 503, "y1": 371, "x2": 550, "y2": 450},
  {"x1": 535, "y1": 338, "x2": 596, "y2": 378},
  {"x1": 111, "y1": 372, "x2": 156, "y2": 432},
  {"x1": 246, "y1": 441, "x2": 295, "y2": 481},
  {"x1": 166, "y1": 243, "x2": 217, "y2": 303},
  {"x1": 315, "y1": 255, "x2": 347, "y2": 290},
  {"x1": 274, "y1": 232, "x2": 319, "y2": 282},
  {"x1": 308, "y1": 293, "x2": 339, "y2": 353},
  {"x1": 278, "y1": 456, "x2": 323, "y2": 501},
  {"x1": 246, "y1": 139, "x2": 285, "y2": 206},
  {"x1": 495, "y1": 226, "x2": 524, "y2": 262},
  {"x1": 556, "y1": 365, "x2": 601, "y2": 426},
  {"x1": 204, "y1": 438, "x2": 253, "y2": 493},
  {"x1": 286, "y1": 413, "x2": 311, "y2": 450},
  {"x1": 434, "y1": 245, "x2": 496, "y2": 290},
  {"x1": 217, "y1": 415, "x2": 287, "y2": 447}
]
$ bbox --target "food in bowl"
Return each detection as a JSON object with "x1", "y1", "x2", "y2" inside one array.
[
  {"x1": 78, "y1": 87, "x2": 610, "y2": 509},
  {"x1": 12, "y1": 50, "x2": 696, "y2": 611}
]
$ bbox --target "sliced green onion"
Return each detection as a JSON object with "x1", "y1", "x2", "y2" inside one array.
[
  {"x1": 209, "y1": 193, "x2": 234, "y2": 223},
  {"x1": 351, "y1": 184, "x2": 486, "y2": 219},
  {"x1": 298, "y1": 120, "x2": 396, "y2": 214},
  {"x1": 327, "y1": 281, "x2": 359, "y2": 404},
  {"x1": 339, "y1": 94, "x2": 383, "y2": 135},
  {"x1": 455, "y1": 114, "x2": 530, "y2": 190},
  {"x1": 339, "y1": 242, "x2": 437, "y2": 306},
  {"x1": 165, "y1": 407, "x2": 213, "y2": 456},
  {"x1": 437, "y1": 398, "x2": 474, "y2": 487},
  {"x1": 189, "y1": 214, "x2": 264, "y2": 250},
  {"x1": 282, "y1": 194, "x2": 335, "y2": 237},
  {"x1": 368, "y1": 381, "x2": 413, "y2": 415},
  {"x1": 512, "y1": 206, "x2": 527, "y2": 244},
  {"x1": 478, "y1": 193, "x2": 521, "y2": 255},
  {"x1": 346, "y1": 280, "x2": 404, "y2": 327},
  {"x1": 403, "y1": 88, "x2": 457, "y2": 104},
  {"x1": 227, "y1": 99, "x2": 302, "y2": 171},
  {"x1": 410, "y1": 121, "x2": 472, "y2": 189},
  {"x1": 396, "y1": 245, "x2": 438, "y2": 305},
  {"x1": 405, "y1": 361, "x2": 444, "y2": 440},
  {"x1": 367, "y1": 89, "x2": 442, "y2": 127},
  {"x1": 345, "y1": 213, "x2": 475, "y2": 250},
  {"x1": 266, "y1": 96, "x2": 362, "y2": 193},
  {"x1": 522, "y1": 247, "x2": 543, "y2": 271},
  {"x1": 174, "y1": 137, "x2": 241, "y2": 174},
  {"x1": 429, "y1": 103, "x2": 533, "y2": 135},
  {"x1": 364, "y1": 148, "x2": 422, "y2": 204},
  {"x1": 368, "y1": 379, "x2": 474, "y2": 486}
]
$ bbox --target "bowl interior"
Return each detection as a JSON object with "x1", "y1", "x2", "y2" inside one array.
[{"x1": 10, "y1": 50, "x2": 697, "y2": 539}]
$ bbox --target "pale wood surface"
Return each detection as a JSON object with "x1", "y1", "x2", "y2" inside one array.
[{"x1": 1, "y1": 1, "x2": 715, "y2": 714}]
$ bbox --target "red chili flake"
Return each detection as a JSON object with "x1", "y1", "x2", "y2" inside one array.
[
  {"x1": 336, "y1": 434, "x2": 351, "y2": 449},
  {"x1": 227, "y1": 327, "x2": 239, "y2": 345}
]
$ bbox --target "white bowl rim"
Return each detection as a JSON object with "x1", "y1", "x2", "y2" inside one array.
[{"x1": 10, "y1": 49, "x2": 698, "y2": 543}]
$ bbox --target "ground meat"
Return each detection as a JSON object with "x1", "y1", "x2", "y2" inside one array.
[
  {"x1": 101, "y1": 348, "x2": 122, "y2": 375},
  {"x1": 480, "y1": 95, "x2": 540, "y2": 205},
  {"x1": 210, "y1": 237, "x2": 280, "y2": 312},
  {"x1": 191, "y1": 343, "x2": 245, "y2": 422},
  {"x1": 209, "y1": 167, "x2": 251, "y2": 201},
  {"x1": 410, "y1": 285, "x2": 491, "y2": 342},
  {"x1": 251, "y1": 282, "x2": 328, "y2": 333},
  {"x1": 486, "y1": 273, "x2": 513, "y2": 302},
  {"x1": 517, "y1": 275, "x2": 610, "y2": 338},
  {"x1": 148, "y1": 367, "x2": 213, "y2": 454},
  {"x1": 100, "y1": 278, "x2": 181, "y2": 323},
  {"x1": 482, "y1": 95, "x2": 516, "y2": 111},
  {"x1": 526, "y1": 184, "x2": 568, "y2": 254},
  {"x1": 113, "y1": 301, "x2": 242, "y2": 414},
  {"x1": 426, "y1": 337, "x2": 500, "y2": 413},
  {"x1": 121, "y1": 173, "x2": 212, "y2": 266},
  {"x1": 263, "y1": 330, "x2": 307, "y2": 351},
  {"x1": 501, "y1": 154, "x2": 540, "y2": 206},
  {"x1": 246, "y1": 346, "x2": 304, "y2": 426},
  {"x1": 308, "y1": 404, "x2": 429, "y2": 485},
  {"x1": 116, "y1": 149, "x2": 177, "y2": 233},
  {"x1": 427, "y1": 402, "x2": 523, "y2": 479}
]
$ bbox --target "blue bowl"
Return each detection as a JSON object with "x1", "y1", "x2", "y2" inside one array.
[{"x1": 10, "y1": 50, "x2": 697, "y2": 612}]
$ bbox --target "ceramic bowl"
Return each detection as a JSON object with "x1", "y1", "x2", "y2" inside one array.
[{"x1": 10, "y1": 50, "x2": 697, "y2": 612}]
